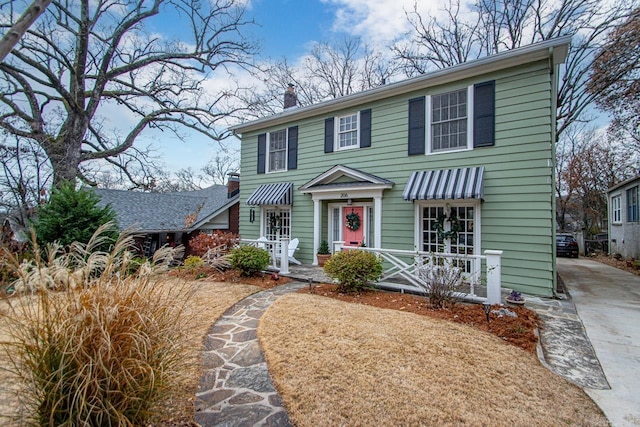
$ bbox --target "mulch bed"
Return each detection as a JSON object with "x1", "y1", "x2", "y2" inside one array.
[
  {"x1": 169, "y1": 267, "x2": 290, "y2": 289},
  {"x1": 589, "y1": 253, "x2": 640, "y2": 276}
]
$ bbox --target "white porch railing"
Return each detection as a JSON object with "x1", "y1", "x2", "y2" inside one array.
[
  {"x1": 333, "y1": 241, "x2": 502, "y2": 304},
  {"x1": 240, "y1": 237, "x2": 290, "y2": 274}
]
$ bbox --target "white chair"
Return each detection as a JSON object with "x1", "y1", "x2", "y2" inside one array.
[
  {"x1": 256, "y1": 236, "x2": 269, "y2": 250},
  {"x1": 288, "y1": 238, "x2": 301, "y2": 265}
]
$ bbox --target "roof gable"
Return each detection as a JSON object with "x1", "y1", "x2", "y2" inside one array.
[{"x1": 299, "y1": 165, "x2": 394, "y2": 192}]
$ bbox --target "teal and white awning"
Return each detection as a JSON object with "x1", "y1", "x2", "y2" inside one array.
[
  {"x1": 402, "y1": 167, "x2": 484, "y2": 201},
  {"x1": 246, "y1": 182, "x2": 293, "y2": 206}
]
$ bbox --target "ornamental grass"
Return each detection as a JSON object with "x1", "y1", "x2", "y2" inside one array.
[{"x1": 0, "y1": 225, "x2": 195, "y2": 426}]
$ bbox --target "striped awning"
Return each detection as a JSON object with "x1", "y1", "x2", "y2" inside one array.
[
  {"x1": 246, "y1": 182, "x2": 293, "y2": 206},
  {"x1": 402, "y1": 167, "x2": 484, "y2": 201}
]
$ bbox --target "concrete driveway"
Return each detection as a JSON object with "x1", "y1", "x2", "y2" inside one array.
[{"x1": 557, "y1": 257, "x2": 640, "y2": 427}]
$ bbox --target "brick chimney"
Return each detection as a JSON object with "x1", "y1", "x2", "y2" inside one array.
[
  {"x1": 284, "y1": 83, "x2": 297, "y2": 109},
  {"x1": 227, "y1": 172, "x2": 240, "y2": 198}
]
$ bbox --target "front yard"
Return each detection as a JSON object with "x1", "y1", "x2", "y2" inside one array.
[{"x1": 1, "y1": 271, "x2": 608, "y2": 425}]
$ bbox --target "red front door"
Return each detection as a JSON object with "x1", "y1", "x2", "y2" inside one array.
[{"x1": 343, "y1": 206, "x2": 364, "y2": 246}]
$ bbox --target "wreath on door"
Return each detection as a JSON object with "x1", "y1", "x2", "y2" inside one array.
[{"x1": 345, "y1": 211, "x2": 361, "y2": 231}]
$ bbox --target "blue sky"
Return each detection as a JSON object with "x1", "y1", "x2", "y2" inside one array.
[{"x1": 151, "y1": 0, "x2": 424, "y2": 176}]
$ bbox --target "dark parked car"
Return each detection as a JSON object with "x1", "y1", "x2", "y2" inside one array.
[{"x1": 556, "y1": 234, "x2": 579, "y2": 258}]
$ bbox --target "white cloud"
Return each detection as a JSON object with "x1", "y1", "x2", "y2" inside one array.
[{"x1": 320, "y1": 0, "x2": 442, "y2": 47}]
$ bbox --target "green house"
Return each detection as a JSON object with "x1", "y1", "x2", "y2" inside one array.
[{"x1": 231, "y1": 36, "x2": 570, "y2": 297}]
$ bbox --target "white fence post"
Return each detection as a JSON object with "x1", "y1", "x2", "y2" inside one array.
[
  {"x1": 333, "y1": 241, "x2": 345, "y2": 253},
  {"x1": 280, "y1": 238, "x2": 290, "y2": 274},
  {"x1": 484, "y1": 250, "x2": 503, "y2": 304}
]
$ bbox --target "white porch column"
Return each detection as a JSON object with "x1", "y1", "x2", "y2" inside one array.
[
  {"x1": 313, "y1": 198, "x2": 321, "y2": 265},
  {"x1": 279, "y1": 238, "x2": 290, "y2": 274},
  {"x1": 374, "y1": 196, "x2": 382, "y2": 248},
  {"x1": 484, "y1": 250, "x2": 503, "y2": 305}
]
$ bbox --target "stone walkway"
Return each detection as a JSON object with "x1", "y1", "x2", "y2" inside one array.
[{"x1": 194, "y1": 281, "x2": 306, "y2": 427}]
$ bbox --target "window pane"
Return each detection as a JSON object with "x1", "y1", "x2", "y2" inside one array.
[
  {"x1": 431, "y1": 89, "x2": 468, "y2": 152},
  {"x1": 338, "y1": 114, "x2": 359, "y2": 148},
  {"x1": 268, "y1": 130, "x2": 287, "y2": 171}
]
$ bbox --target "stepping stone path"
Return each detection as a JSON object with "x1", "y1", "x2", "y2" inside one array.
[{"x1": 195, "y1": 281, "x2": 306, "y2": 427}]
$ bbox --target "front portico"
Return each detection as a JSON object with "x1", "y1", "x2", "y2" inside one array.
[{"x1": 299, "y1": 165, "x2": 394, "y2": 264}]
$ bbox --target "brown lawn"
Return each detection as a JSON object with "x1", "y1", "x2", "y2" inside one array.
[{"x1": 258, "y1": 293, "x2": 609, "y2": 427}]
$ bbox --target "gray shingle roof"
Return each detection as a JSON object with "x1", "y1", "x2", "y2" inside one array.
[{"x1": 95, "y1": 186, "x2": 237, "y2": 233}]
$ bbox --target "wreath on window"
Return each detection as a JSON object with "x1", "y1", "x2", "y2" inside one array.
[
  {"x1": 345, "y1": 211, "x2": 361, "y2": 231},
  {"x1": 432, "y1": 213, "x2": 463, "y2": 241},
  {"x1": 268, "y1": 214, "x2": 282, "y2": 231}
]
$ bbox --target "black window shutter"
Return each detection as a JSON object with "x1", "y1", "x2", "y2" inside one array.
[
  {"x1": 360, "y1": 109, "x2": 371, "y2": 148},
  {"x1": 473, "y1": 81, "x2": 495, "y2": 147},
  {"x1": 287, "y1": 126, "x2": 298, "y2": 170},
  {"x1": 257, "y1": 133, "x2": 266, "y2": 174},
  {"x1": 324, "y1": 117, "x2": 334, "y2": 153},
  {"x1": 408, "y1": 97, "x2": 426, "y2": 155}
]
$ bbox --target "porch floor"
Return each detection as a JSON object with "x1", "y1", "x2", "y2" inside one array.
[{"x1": 283, "y1": 264, "x2": 333, "y2": 284}]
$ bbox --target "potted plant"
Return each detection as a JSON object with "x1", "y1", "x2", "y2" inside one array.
[
  {"x1": 317, "y1": 240, "x2": 331, "y2": 267},
  {"x1": 506, "y1": 290, "x2": 525, "y2": 305}
]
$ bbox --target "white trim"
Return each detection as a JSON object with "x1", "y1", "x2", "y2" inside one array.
[
  {"x1": 266, "y1": 128, "x2": 288, "y2": 173},
  {"x1": 611, "y1": 194, "x2": 622, "y2": 224},
  {"x1": 413, "y1": 199, "x2": 482, "y2": 254},
  {"x1": 328, "y1": 202, "x2": 373, "y2": 250},
  {"x1": 426, "y1": 85, "x2": 473, "y2": 155},
  {"x1": 335, "y1": 111, "x2": 360, "y2": 151},
  {"x1": 299, "y1": 164, "x2": 393, "y2": 190}
]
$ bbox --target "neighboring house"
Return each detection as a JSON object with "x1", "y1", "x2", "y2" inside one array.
[
  {"x1": 95, "y1": 175, "x2": 239, "y2": 257},
  {"x1": 231, "y1": 37, "x2": 570, "y2": 296},
  {"x1": 607, "y1": 174, "x2": 640, "y2": 259}
]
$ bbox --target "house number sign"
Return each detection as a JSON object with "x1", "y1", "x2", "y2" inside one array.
[{"x1": 340, "y1": 193, "x2": 349, "y2": 198}]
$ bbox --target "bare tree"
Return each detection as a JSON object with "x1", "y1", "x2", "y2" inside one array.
[
  {"x1": 0, "y1": 133, "x2": 51, "y2": 227},
  {"x1": 202, "y1": 154, "x2": 239, "y2": 185},
  {"x1": 588, "y1": 8, "x2": 640, "y2": 152},
  {"x1": 0, "y1": 0, "x2": 52, "y2": 61},
  {"x1": 394, "y1": 0, "x2": 637, "y2": 139},
  {"x1": 243, "y1": 37, "x2": 400, "y2": 118},
  {"x1": 0, "y1": 0, "x2": 256, "y2": 187},
  {"x1": 557, "y1": 127, "x2": 636, "y2": 234}
]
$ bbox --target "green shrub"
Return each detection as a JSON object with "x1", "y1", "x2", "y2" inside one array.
[
  {"x1": 1, "y1": 227, "x2": 192, "y2": 425},
  {"x1": 323, "y1": 250, "x2": 382, "y2": 293},
  {"x1": 184, "y1": 255, "x2": 205, "y2": 269},
  {"x1": 229, "y1": 245, "x2": 271, "y2": 276},
  {"x1": 31, "y1": 182, "x2": 118, "y2": 248}
]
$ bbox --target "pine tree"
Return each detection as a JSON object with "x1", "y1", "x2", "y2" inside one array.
[{"x1": 32, "y1": 182, "x2": 117, "y2": 247}]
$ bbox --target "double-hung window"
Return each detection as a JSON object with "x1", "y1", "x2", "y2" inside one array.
[
  {"x1": 324, "y1": 109, "x2": 371, "y2": 153},
  {"x1": 628, "y1": 186, "x2": 639, "y2": 222},
  {"x1": 268, "y1": 129, "x2": 287, "y2": 172},
  {"x1": 611, "y1": 195, "x2": 621, "y2": 224},
  {"x1": 257, "y1": 126, "x2": 298, "y2": 174},
  {"x1": 431, "y1": 88, "x2": 469, "y2": 152},
  {"x1": 337, "y1": 113, "x2": 359, "y2": 150},
  {"x1": 408, "y1": 81, "x2": 494, "y2": 156}
]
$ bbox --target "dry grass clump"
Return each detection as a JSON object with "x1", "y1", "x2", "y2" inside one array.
[
  {"x1": 259, "y1": 293, "x2": 608, "y2": 427},
  {"x1": 0, "y1": 225, "x2": 197, "y2": 426}
]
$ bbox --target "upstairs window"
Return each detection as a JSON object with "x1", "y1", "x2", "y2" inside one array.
[
  {"x1": 337, "y1": 113, "x2": 359, "y2": 149},
  {"x1": 324, "y1": 109, "x2": 371, "y2": 153},
  {"x1": 268, "y1": 129, "x2": 287, "y2": 172},
  {"x1": 408, "y1": 81, "x2": 494, "y2": 156},
  {"x1": 257, "y1": 126, "x2": 298, "y2": 174},
  {"x1": 431, "y1": 89, "x2": 468, "y2": 152}
]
